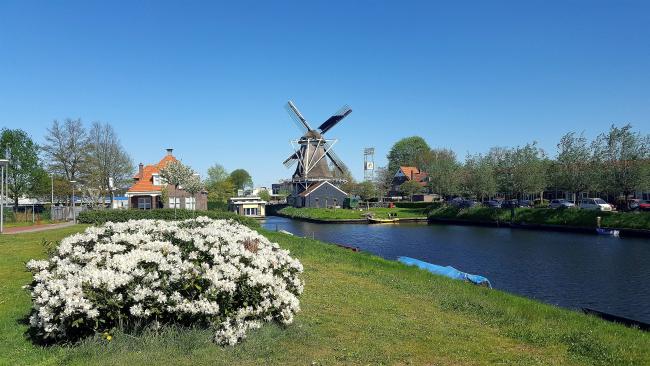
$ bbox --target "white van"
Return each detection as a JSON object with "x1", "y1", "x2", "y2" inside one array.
[{"x1": 579, "y1": 198, "x2": 614, "y2": 211}]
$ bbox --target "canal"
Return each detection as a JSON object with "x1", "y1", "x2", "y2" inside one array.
[{"x1": 262, "y1": 216, "x2": 650, "y2": 323}]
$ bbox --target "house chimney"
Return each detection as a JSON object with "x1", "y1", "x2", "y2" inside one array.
[
  {"x1": 166, "y1": 148, "x2": 173, "y2": 156},
  {"x1": 138, "y1": 163, "x2": 144, "y2": 178}
]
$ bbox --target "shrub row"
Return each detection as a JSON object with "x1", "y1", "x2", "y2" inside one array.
[
  {"x1": 393, "y1": 202, "x2": 437, "y2": 209},
  {"x1": 428, "y1": 206, "x2": 650, "y2": 230},
  {"x1": 77, "y1": 209, "x2": 259, "y2": 228}
]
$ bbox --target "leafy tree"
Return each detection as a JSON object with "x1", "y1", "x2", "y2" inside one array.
[
  {"x1": 0, "y1": 129, "x2": 42, "y2": 208},
  {"x1": 229, "y1": 169, "x2": 253, "y2": 191},
  {"x1": 462, "y1": 153, "x2": 497, "y2": 201},
  {"x1": 400, "y1": 180, "x2": 424, "y2": 201},
  {"x1": 258, "y1": 189, "x2": 271, "y2": 202},
  {"x1": 554, "y1": 132, "x2": 593, "y2": 201},
  {"x1": 207, "y1": 178, "x2": 236, "y2": 203},
  {"x1": 84, "y1": 122, "x2": 133, "y2": 205},
  {"x1": 511, "y1": 142, "x2": 548, "y2": 199},
  {"x1": 592, "y1": 124, "x2": 650, "y2": 207},
  {"x1": 42, "y1": 119, "x2": 88, "y2": 203},
  {"x1": 183, "y1": 175, "x2": 205, "y2": 214},
  {"x1": 373, "y1": 166, "x2": 392, "y2": 199},
  {"x1": 159, "y1": 160, "x2": 194, "y2": 217},
  {"x1": 421, "y1": 148, "x2": 460, "y2": 199},
  {"x1": 387, "y1": 136, "x2": 431, "y2": 175},
  {"x1": 356, "y1": 180, "x2": 378, "y2": 201},
  {"x1": 206, "y1": 164, "x2": 229, "y2": 185}
]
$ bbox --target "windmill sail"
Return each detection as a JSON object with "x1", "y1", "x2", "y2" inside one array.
[
  {"x1": 285, "y1": 101, "x2": 313, "y2": 133},
  {"x1": 318, "y1": 105, "x2": 352, "y2": 134}
]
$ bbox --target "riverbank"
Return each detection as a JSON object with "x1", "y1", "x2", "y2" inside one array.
[
  {"x1": 428, "y1": 207, "x2": 650, "y2": 237},
  {"x1": 1, "y1": 225, "x2": 648, "y2": 365},
  {"x1": 277, "y1": 206, "x2": 429, "y2": 223}
]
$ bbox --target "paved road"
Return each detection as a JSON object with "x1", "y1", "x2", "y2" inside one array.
[{"x1": 1, "y1": 221, "x2": 77, "y2": 234}]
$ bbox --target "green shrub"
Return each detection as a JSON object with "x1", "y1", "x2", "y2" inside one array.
[
  {"x1": 207, "y1": 201, "x2": 228, "y2": 211},
  {"x1": 394, "y1": 202, "x2": 435, "y2": 209},
  {"x1": 77, "y1": 209, "x2": 259, "y2": 228}
]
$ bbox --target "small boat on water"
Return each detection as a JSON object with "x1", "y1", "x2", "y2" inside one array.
[
  {"x1": 367, "y1": 217, "x2": 400, "y2": 224},
  {"x1": 398, "y1": 256, "x2": 492, "y2": 288},
  {"x1": 596, "y1": 228, "x2": 620, "y2": 237}
]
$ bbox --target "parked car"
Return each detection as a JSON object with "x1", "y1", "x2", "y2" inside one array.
[
  {"x1": 484, "y1": 200, "x2": 502, "y2": 208},
  {"x1": 638, "y1": 200, "x2": 650, "y2": 211},
  {"x1": 549, "y1": 199, "x2": 576, "y2": 209},
  {"x1": 578, "y1": 198, "x2": 614, "y2": 211},
  {"x1": 501, "y1": 199, "x2": 520, "y2": 209},
  {"x1": 518, "y1": 199, "x2": 533, "y2": 207}
]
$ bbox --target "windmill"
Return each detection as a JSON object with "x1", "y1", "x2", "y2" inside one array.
[{"x1": 283, "y1": 100, "x2": 352, "y2": 195}]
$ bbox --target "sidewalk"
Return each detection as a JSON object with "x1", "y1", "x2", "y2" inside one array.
[{"x1": 1, "y1": 221, "x2": 77, "y2": 234}]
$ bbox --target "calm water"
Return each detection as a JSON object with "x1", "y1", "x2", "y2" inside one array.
[{"x1": 262, "y1": 216, "x2": 650, "y2": 323}]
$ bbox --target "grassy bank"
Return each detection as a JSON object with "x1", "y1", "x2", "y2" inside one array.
[
  {"x1": 278, "y1": 206, "x2": 429, "y2": 221},
  {"x1": 1, "y1": 225, "x2": 649, "y2": 365},
  {"x1": 428, "y1": 206, "x2": 650, "y2": 230}
]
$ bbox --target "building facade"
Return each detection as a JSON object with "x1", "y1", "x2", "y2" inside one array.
[
  {"x1": 125, "y1": 149, "x2": 207, "y2": 210},
  {"x1": 228, "y1": 196, "x2": 266, "y2": 217},
  {"x1": 290, "y1": 181, "x2": 348, "y2": 208}
]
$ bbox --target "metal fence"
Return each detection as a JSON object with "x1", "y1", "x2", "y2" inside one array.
[{"x1": 51, "y1": 206, "x2": 86, "y2": 221}]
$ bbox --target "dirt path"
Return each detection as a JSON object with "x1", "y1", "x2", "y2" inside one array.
[{"x1": 2, "y1": 221, "x2": 76, "y2": 234}]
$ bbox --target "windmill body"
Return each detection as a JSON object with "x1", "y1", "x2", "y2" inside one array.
[{"x1": 283, "y1": 100, "x2": 352, "y2": 208}]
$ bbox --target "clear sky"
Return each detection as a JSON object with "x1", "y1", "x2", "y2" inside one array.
[{"x1": 1, "y1": 1, "x2": 648, "y2": 186}]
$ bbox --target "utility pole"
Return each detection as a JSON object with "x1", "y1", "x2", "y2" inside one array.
[{"x1": 0, "y1": 159, "x2": 8, "y2": 233}]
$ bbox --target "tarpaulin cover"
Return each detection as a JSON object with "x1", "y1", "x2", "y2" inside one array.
[{"x1": 398, "y1": 256, "x2": 492, "y2": 288}]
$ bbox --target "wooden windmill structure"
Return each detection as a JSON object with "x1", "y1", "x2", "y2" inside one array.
[{"x1": 283, "y1": 100, "x2": 352, "y2": 206}]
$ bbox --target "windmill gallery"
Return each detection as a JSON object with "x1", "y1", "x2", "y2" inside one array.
[{"x1": 282, "y1": 100, "x2": 352, "y2": 208}]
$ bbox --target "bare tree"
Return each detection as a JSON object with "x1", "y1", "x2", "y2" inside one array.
[
  {"x1": 84, "y1": 122, "x2": 134, "y2": 205},
  {"x1": 42, "y1": 119, "x2": 88, "y2": 204}
]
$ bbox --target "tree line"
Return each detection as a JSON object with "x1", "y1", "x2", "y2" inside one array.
[{"x1": 349, "y1": 124, "x2": 649, "y2": 206}]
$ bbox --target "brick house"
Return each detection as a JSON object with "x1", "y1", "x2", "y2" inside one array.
[
  {"x1": 125, "y1": 149, "x2": 207, "y2": 210},
  {"x1": 388, "y1": 166, "x2": 429, "y2": 197}
]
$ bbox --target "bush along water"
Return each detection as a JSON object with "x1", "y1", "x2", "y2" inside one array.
[{"x1": 25, "y1": 217, "x2": 303, "y2": 345}]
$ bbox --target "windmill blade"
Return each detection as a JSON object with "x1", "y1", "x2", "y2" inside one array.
[
  {"x1": 324, "y1": 142, "x2": 347, "y2": 174},
  {"x1": 285, "y1": 101, "x2": 313, "y2": 132},
  {"x1": 283, "y1": 151, "x2": 300, "y2": 168},
  {"x1": 318, "y1": 105, "x2": 352, "y2": 134}
]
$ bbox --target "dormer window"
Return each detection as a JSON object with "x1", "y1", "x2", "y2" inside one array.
[{"x1": 153, "y1": 174, "x2": 162, "y2": 186}]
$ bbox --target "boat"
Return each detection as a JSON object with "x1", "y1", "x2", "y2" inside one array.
[
  {"x1": 398, "y1": 256, "x2": 492, "y2": 288},
  {"x1": 596, "y1": 228, "x2": 620, "y2": 237},
  {"x1": 367, "y1": 217, "x2": 399, "y2": 224}
]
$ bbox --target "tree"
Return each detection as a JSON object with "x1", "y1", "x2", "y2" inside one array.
[
  {"x1": 511, "y1": 142, "x2": 548, "y2": 199},
  {"x1": 421, "y1": 148, "x2": 461, "y2": 199},
  {"x1": 84, "y1": 122, "x2": 133, "y2": 205},
  {"x1": 42, "y1": 119, "x2": 88, "y2": 203},
  {"x1": 462, "y1": 153, "x2": 497, "y2": 201},
  {"x1": 258, "y1": 189, "x2": 271, "y2": 202},
  {"x1": 207, "y1": 178, "x2": 236, "y2": 203},
  {"x1": 183, "y1": 175, "x2": 205, "y2": 214},
  {"x1": 229, "y1": 169, "x2": 253, "y2": 191},
  {"x1": 387, "y1": 136, "x2": 431, "y2": 175},
  {"x1": 592, "y1": 124, "x2": 650, "y2": 207},
  {"x1": 554, "y1": 132, "x2": 593, "y2": 201},
  {"x1": 0, "y1": 129, "x2": 42, "y2": 208},
  {"x1": 206, "y1": 164, "x2": 229, "y2": 186},
  {"x1": 400, "y1": 180, "x2": 424, "y2": 201},
  {"x1": 373, "y1": 166, "x2": 392, "y2": 199},
  {"x1": 332, "y1": 164, "x2": 356, "y2": 194},
  {"x1": 356, "y1": 180, "x2": 378, "y2": 201},
  {"x1": 159, "y1": 160, "x2": 194, "y2": 217}
]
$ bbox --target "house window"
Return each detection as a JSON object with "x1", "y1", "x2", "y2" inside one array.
[
  {"x1": 153, "y1": 174, "x2": 162, "y2": 186},
  {"x1": 185, "y1": 197, "x2": 196, "y2": 210},
  {"x1": 244, "y1": 207, "x2": 258, "y2": 216},
  {"x1": 169, "y1": 197, "x2": 180, "y2": 208},
  {"x1": 137, "y1": 197, "x2": 151, "y2": 209}
]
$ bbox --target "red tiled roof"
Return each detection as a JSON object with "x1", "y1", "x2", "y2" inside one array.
[
  {"x1": 127, "y1": 154, "x2": 178, "y2": 193},
  {"x1": 399, "y1": 166, "x2": 428, "y2": 186}
]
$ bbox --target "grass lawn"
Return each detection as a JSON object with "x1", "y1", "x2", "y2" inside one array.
[
  {"x1": 278, "y1": 206, "x2": 429, "y2": 221},
  {"x1": 3, "y1": 220, "x2": 57, "y2": 229},
  {"x1": 429, "y1": 206, "x2": 650, "y2": 230},
  {"x1": 1, "y1": 225, "x2": 649, "y2": 365}
]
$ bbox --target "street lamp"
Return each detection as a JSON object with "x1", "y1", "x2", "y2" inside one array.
[
  {"x1": 0, "y1": 159, "x2": 8, "y2": 233},
  {"x1": 69, "y1": 180, "x2": 77, "y2": 224}
]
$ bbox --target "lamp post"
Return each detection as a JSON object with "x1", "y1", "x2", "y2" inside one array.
[
  {"x1": 0, "y1": 159, "x2": 8, "y2": 233},
  {"x1": 69, "y1": 180, "x2": 77, "y2": 224}
]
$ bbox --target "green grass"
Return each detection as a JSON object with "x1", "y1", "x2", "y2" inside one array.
[
  {"x1": 428, "y1": 206, "x2": 650, "y2": 230},
  {"x1": 1, "y1": 225, "x2": 649, "y2": 365},
  {"x1": 278, "y1": 206, "x2": 429, "y2": 221},
  {"x1": 3, "y1": 220, "x2": 58, "y2": 229}
]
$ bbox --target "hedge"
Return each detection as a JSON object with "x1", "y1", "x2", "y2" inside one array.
[
  {"x1": 394, "y1": 202, "x2": 438, "y2": 209},
  {"x1": 77, "y1": 209, "x2": 260, "y2": 228}
]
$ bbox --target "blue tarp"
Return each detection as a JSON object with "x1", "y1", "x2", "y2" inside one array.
[{"x1": 398, "y1": 256, "x2": 492, "y2": 288}]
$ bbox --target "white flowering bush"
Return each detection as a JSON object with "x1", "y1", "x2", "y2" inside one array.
[{"x1": 25, "y1": 217, "x2": 303, "y2": 345}]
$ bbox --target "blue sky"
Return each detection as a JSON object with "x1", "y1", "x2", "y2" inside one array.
[{"x1": 1, "y1": 1, "x2": 648, "y2": 186}]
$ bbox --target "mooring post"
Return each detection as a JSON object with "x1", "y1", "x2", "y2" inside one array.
[{"x1": 597, "y1": 216, "x2": 602, "y2": 228}]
